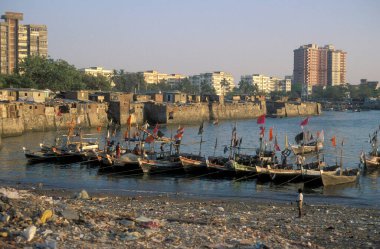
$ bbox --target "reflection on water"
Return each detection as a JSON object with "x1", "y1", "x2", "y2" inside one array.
[{"x1": 0, "y1": 111, "x2": 379, "y2": 208}]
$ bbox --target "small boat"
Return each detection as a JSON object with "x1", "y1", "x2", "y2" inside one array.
[
  {"x1": 23, "y1": 147, "x2": 83, "y2": 163},
  {"x1": 268, "y1": 165, "x2": 302, "y2": 182},
  {"x1": 179, "y1": 154, "x2": 207, "y2": 173},
  {"x1": 206, "y1": 156, "x2": 235, "y2": 174},
  {"x1": 138, "y1": 156, "x2": 182, "y2": 174},
  {"x1": 362, "y1": 127, "x2": 380, "y2": 168},
  {"x1": 364, "y1": 154, "x2": 380, "y2": 168},
  {"x1": 291, "y1": 129, "x2": 324, "y2": 155},
  {"x1": 291, "y1": 141, "x2": 323, "y2": 155},
  {"x1": 321, "y1": 168, "x2": 360, "y2": 186},
  {"x1": 321, "y1": 137, "x2": 360, "y2": 186}
]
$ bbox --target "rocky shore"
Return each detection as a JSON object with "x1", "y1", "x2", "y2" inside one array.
[{"x1": 0, "y1": 186, "x2": 379, "y2": 249}]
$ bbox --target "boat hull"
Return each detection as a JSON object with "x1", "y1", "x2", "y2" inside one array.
[
  {"x1": 321, "y1": 170, "x2": 360, "y2": 186},
  {"x1": 365, "y1": 155, "x2": 380, "y2": 168},
  {"x1": 138, "y1": 158, "x2": 182, "y2": 174},
  {"x1": 179, "y1": 155, "x2": 207, "y2": 173},
  {"x1": 291, "y1": 143, "x2": 323, "y2": 155}
]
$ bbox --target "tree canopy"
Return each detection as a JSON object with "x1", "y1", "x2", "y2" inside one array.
[{"x1": 0, "y1": 56, "x2": 112, "y2": 91}]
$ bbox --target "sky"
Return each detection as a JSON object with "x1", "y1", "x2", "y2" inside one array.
[{"x1": 1, "y1": 0, "x2": 379, "y2": 84}]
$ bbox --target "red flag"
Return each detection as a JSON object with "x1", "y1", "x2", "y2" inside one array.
[
  {"x1": 153, "y1": 124, "x2": 159, "y2": 135},
  {"x1": 56, "y1": 109, "x2": 62, "y2": 116},
  {"x1": 331, "y1": 136, "x2": 336, "y2": 147},
  {"x1": 274, "y1": 136, "x2": 281, "y2": 151},
  {"x1": 97, "y1": 126, "x2": 101, "y2": 133},
  {"x1": 145, "y1": 135, "x2": 155, "y2": 143},
  {"x1": 257, "y1": 114, "x2": 266, "y2": 125},
  {"x1": 269, "y1": 127, "x2": 273, "y2": 141},
  {"x1": 260, "y1": 126, "x2": 265, "y2": 137},
  {"x1": 300, "y1": 117, "x2": 309, "y2": 127}
]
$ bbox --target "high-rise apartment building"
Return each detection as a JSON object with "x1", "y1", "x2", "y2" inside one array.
[
  {"x1": 0, "y1": 12, "x2": 48, "y2": 74},
  {"x1": 293, "y1": 44, "x2": 346, "y2": 94},
  {"x1": 189, "y1": 71, "x2": 235, "y2": 96}
]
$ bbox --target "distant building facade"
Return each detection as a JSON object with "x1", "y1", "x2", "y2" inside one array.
[
  {"x1": 293, "y1": 44, "x2": 346, "y2": 95},
  {"x1": 240, "y1": 74, "x2": 291, "y2": 94},
  {"x1": 140, "y1": 70, "x2": 186, "y2": 85},
  {"x1": 0, "y1": 12, "x2": 48, "y2": 74},
  {"x1": 189, "y1": 71, "x2": 235, "y2": 96},
  {"x1": 80, "y1": 66, "x2": 113, "y2": 78}
]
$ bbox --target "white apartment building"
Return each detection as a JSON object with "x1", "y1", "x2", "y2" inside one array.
[
  {"x1": 141, "y1": 70, "x2": 186, "y2": 85},
  {"x1": 189, "y1": 71, "x2": 235, "y2": 95},
  {"x1": 80, "y1": 66, "x2": 114, "y2": 78},
  {"x1": 241, "y1": 74, "x2": 291, "y2": 93},
  {"x1": 80, "y1": 66, "x2": 115, "y2": 87}
]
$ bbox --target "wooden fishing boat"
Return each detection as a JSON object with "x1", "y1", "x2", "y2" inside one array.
[
  {"x1": 226, "y1": 160, "x2": 256, "y2": 173},
  {"x1": 364, "y1": 154, "x2": 380, "y2": 168},
  {"x1": 291, "y1": 141, "x2": 323, "y2": 155},
  {"x1": 23, "y1": 148, "x2": 83, "y2": 163},
  {"x1": 138, "y1": 156, "x2": 182, "y2": 174},
  {"x1": 179, "y1": 154, "x2": 207, "y2": 173},
  {"x1": 268, "y1": 165, "x2": 302, "y2": 182},
  {"x1": 206, "y1": 156, "x2": 235, "y2": 174},
  {"x1": 321, "y1": 168, "x2": 360, "y2": 186}
]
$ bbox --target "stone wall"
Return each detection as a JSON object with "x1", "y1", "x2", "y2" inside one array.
[
  {"x1": 144, "y1": 101, "x2": 266, "y2": 124},
  {"x1": 0, "y1": 102, "x2": 109, "y2": 138}
]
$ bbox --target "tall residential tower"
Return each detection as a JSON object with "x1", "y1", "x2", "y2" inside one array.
[
  {"x1": 293, "y1": 44, "x2": 346, "y2": 94},
  {"x1": 0, "y1": 12, "x2": 48, "y2": 74}
]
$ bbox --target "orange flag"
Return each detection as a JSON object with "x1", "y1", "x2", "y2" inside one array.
[
  {"x1": 330, "y1": 136, "x2": 336, "y2": 147},
  {"x1": 269, "y1": 127, "x2": 273, "y2": 141},
  {"x1": 127, "y1": 115, "x2": 132, "y2": 129},
  {"x1": 97, "y1": 126, "x2": 101, "y2": 133}
]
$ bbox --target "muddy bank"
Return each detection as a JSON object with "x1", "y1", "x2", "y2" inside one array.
[{"x1": 0, "y1": 185, "x2": 378, "y2": 249}]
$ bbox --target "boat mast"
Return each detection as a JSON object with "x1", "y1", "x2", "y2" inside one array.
[{"x1": 340, "y1": 139, "x2": 343, "y2": 176}]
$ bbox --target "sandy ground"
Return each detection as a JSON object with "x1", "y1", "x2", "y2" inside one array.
[{"x1": 0, "y1": 184, "x2": 379, "y2": 249}]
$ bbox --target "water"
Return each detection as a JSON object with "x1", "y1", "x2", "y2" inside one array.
[{"x1": 0, "y1": 110, "x2": 379, "y2": 208}]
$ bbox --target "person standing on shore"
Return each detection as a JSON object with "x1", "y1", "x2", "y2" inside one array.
[{"x1": 297, "y1": 188, "x2": 303, "y2": 218}]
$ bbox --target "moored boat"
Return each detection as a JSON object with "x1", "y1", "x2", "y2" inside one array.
[
  {"x1": 179, "y1": 154, "x2": 207, "y2": 173},
  {"x1": 321, "y1": 168, "x2": 360, "y2": 186},
  {"x1": 291, "y1": 141, "x2": 323, "y2": 155},
  {"x1": 138, "y1": 156, "x2": 182, "y2": 174}
]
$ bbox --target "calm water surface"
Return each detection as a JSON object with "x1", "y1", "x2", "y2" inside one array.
[{"x1": 0, "y1": 111, "x2": 379, "y2": 208}]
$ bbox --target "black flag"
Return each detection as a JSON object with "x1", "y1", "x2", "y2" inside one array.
[{"x1": 198, "y1": 122, "x2": 204, "y2": 135}]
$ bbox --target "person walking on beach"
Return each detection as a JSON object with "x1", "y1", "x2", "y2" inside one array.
[{"x1": 297, "y1": 188, "x2": 303, "y2": 218}]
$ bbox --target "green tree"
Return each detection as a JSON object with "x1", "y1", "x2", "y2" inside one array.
[
  {"x1": 289, "y1": 83, "x2": 302, "y2": 98},
  {"x1": 176, "y1": 78, "x2": 198, "y2": 94},
  {"x1": 238, "y1": 79, "x2": 257, "y2": 95},
  {"x1": 200, "y1": 80, "x2": 216, "y2": 95},
  {"x1": 18, "y1": 56, "x2": 84, "y2": 91},
  {"x1": 81, "y1": 74, "x2": 112, "y2": 91},
  {"x1": 220, "y1": 78, "x2": 230, "y2": 96}
]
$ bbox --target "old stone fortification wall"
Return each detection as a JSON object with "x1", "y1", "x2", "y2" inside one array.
[
  {"x1": 144, "y1": 101, "x2": 266, "y2": 124},
  {"x1": 0, "y1": 102, "x2": 108, "y2": 138},
  {"x1": 266, "y1": 101, "x2": 321, "y2": 117}
]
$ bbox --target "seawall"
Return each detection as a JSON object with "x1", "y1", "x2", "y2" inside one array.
[
  {"x1": 143, "y1": 100, "x2": 320, "y2": 124},
  {"x1": 0, "y1": 102, "x2": 108, "y2": 138}
]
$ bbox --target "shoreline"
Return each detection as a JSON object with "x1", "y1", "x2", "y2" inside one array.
[{"x1": 0, "y1": 184, "x2": 379, "y2": 248}]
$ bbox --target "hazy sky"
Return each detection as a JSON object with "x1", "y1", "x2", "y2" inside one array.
[{"x1": 1, "y1": 0, "x2": 379, "y2": 84}]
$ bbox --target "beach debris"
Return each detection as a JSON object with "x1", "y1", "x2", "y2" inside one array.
[
  {"x1": 217, "y1": 207, "x2": 224, "y2": 212},
  {"x1": 23, "y1": 225, "x2": 37, "y2": 242},
  {"x1": 39, "y1": 209, "x2": 54, "y2": 224},
  {"x1": 75, "y1": 189, "x2": 90, "y2": 199},
  {"x1": 61, "y1": 208, "x2": 79, "y2": 220}
]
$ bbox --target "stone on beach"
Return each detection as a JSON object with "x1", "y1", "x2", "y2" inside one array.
[{"x1": 23, "y1": 225, "x2": 37, "y2": 242}]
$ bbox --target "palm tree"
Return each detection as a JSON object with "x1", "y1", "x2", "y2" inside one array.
[{"x1": 221, "y1": 78, "x2": 230, "y2": 96}]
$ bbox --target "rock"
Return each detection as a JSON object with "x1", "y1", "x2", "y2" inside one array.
[
  {"x1": 0, "y1": 213, "x2": 10, "y2": 223},
  {"x1": 42, "y1": 229, "x2": 53, "y2": 237},
  {"x1": 217, "y1": 207, "x2": 224, "y2": 212},
  {"x1": 125, "y1": 231, "x2": 141, "y2": 241},
  {"x1": 61, "y1": 208, "x2": 79, "y2": 220},
  {"x1": 0, "y1": 231, "x2": 8, "y2": 237},
  {"x1": 136, "y1": 216, "x2": 163, "y2": 229},
  {"x1": 45, "y1": 239, "x2": 58, "y2": 249},
  {"x1": 23, "y1": 225, "x2": 37, "y2": 242},
  {"x1": 76, "y1": 189, "x2": 90, "y2": 199},
  {"x1": 200, "y1": 209, "x2": 208, "y2": 214},
  {"x1": 307, "y1": 241, "x2": 312, "y2": 247},
  {"x1": 119, "y1": 219, "x2": 135, "y2": 228}
]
